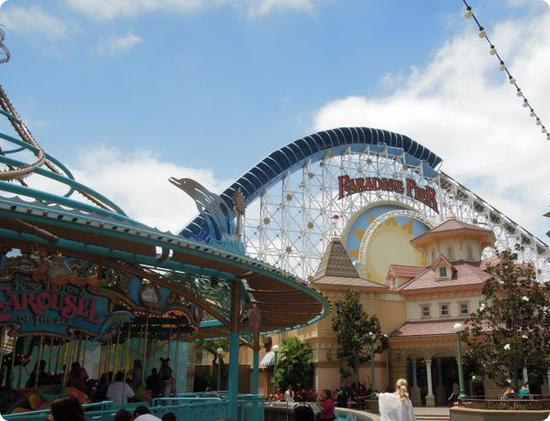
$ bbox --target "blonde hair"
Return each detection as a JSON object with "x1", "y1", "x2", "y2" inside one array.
[{"x1": 396, "y1": 378, "x2": 409, "y2": 400}]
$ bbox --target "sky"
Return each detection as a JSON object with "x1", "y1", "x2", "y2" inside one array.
[{"x1": 0, "y1": 0, "x2": 549, "y2": 240}]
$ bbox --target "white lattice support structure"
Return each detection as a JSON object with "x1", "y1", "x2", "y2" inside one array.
[{"x1": 243, "y1": 149, "x2": 550, "y2": 281}]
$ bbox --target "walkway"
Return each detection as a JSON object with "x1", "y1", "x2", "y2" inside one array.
[{"x1": 414, "y1": 407, "x2": 450, "y2": 421}]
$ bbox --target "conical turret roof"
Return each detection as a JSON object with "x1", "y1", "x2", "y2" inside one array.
[{"x1": 314, "y1": 238, "x2": 360, "y2": 279}]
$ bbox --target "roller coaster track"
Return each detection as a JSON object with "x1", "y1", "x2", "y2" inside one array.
[
  {"x1": 0, "y1": 85, "x2": 47, "y2": 181},
  {"x1": 0, "y1": 85, "x2": 114, "y2": 211}
]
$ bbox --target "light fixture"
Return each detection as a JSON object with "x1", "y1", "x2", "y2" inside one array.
[
  {"x1": 499, "y1": 61, "x2": 505, "y2": 71},
  {"x1": 516, "y1": 89, "x2": 523, "y2": 97},
  {"x1": 489, "y1": 45, "x2": 496, "y2": 55},
  {"x1": 530, "y1": 110, "x2": 535, "y2": 117},
  {"x1": 272, "y1": 344, "x2": 279, "y2": 353},
  {"x1": 536, "y1": 118, "x2": 542, "y2": 126},
  {"x1": 453, "y1": 322, "x2": 465, "y2": 333},
  {"x1": 464, "y1": 6, "x2": 473, "y2": 18},
  {"x1": 522, "y1": 99, "x2": 529, "y2": 108},
  {"x1": 508, "y1": 76, "x2": 516, "y2": 85},
  {"x1": 478, "y1": 27, "x2": 486, "y2": 38},
  {"x1": 547, "y1": 134, "x2": 550, "y2": 141},
  {"x1": 216, "y1": 347, "x2": 224, "y2": 355}
]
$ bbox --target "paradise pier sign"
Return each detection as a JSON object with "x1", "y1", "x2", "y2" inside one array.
[{"x1": 338, "y1": 175, "x2": 439, "y2": 213}]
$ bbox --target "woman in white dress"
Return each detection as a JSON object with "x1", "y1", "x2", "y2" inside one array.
[{"x1": 377, "y1": 378, "x2": 415, "y2": 421}]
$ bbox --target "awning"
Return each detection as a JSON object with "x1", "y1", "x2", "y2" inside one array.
[{"x1": 260, "y1": 351, "x2": 276, "y2": 368}]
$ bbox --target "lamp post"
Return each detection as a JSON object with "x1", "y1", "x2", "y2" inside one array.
[
  {"x1": 272, "y1": 345, "x2": 279, "y2": 395},
  {"x1": 272, "y1": 345, "x2": 279, "y2": 368},
  {"x1": 453, "y1": 323, "x2": 466, "y2": 399},
  {"x1": 369, "y1": 332, "x2": 376, "y2": 392},
  {"x1": 216, "y1": 347, "x2": 224, "y2": 391}
]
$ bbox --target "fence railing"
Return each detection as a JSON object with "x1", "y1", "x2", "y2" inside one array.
[
  {"x1": 2, "y1": 394, "x2": 266, "y2": 421},
  {"x1": 457, "y1": 396, "x2": 550, "y2": 411}
]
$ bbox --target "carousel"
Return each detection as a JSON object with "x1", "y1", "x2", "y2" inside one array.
[{"x1": 0, "y1": 35, "x2": 329, "y2": 420}]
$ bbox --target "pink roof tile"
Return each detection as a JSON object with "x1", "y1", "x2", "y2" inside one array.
[
  {"x1": 428, "y1": 218, "x2": 493, "y2": 234},
  {"x1": 387, "y1": 264, "x2": 426, "y2": 279},
  {"x1": 410, "y1": 218, "x2": 495, "y2": 246},
  {"x1": 390, "y1": 319, "x2": 467, "y2": 337},
  {"x1": 399, "y1": 262, "x2": 490, "y2": 292}
]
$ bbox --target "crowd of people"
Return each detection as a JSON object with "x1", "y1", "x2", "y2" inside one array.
[
  {"x1": 47, "y1": 395, "x2": 176, "y2": 421},
  {"x1": 26, "y1": 357, "x2": 176, "y2": 406},
  {"x1": 269, "y1": 382, "x2": 376, "y2": 408},
  {"x1": 268, "y1": 379, "x2": 416, "y2": 421}
]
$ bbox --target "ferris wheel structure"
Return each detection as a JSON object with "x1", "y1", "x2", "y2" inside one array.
[{"x1": 182, "y1": 127, "x2": 550, "y2": 282}]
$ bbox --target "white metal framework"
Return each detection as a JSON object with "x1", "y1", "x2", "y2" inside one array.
[{"x1": 242, "y1": 146, "x2": 550, "y2": 281}]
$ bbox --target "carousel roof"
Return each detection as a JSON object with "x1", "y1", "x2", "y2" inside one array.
[{"x1": 0, "y1": 85, "x2": 329, "y2": 338}]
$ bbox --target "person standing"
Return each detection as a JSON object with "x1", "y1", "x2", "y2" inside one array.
[
  {"x1": 519, "y1": 383, "x2": 530, "y2": 399},
  {"x1": 107, "y1": 371, "x2": 135, "y2": 404},
  {"x1": 377, "y1": 378, "x2": 415, "y2": 421},
  {"x1": 284, "y1": 385, "x2": 295, "y2": 403},
  {"x1": 317, "y1": 389, "x2": 336, "y2": 420},
  {"x1": 159, "y1": 358, "x2": 173, "y2": 397},
  {"x1": 131, "y1": 360, "x2": 143, "y2": 390}
]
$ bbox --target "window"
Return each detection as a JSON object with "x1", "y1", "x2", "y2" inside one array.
[
  {"x1": 446, "y1": 246, "x2": 455, "y2": 260},
  {"x1": 467, "y1": 245, "x2": 474, "y2": 259},
  {"x1": 421, "y1": 305, "x2": 431, "y2": 318},
  {"x1": 460, "y1": 302, "x2": 469, "y2": 315},
  {"x1": 439, "y1": 266, "x2": 448, "y2": 278},
  {"x1": 440, "y1": 304, "x2": 450, "y2": 317}
]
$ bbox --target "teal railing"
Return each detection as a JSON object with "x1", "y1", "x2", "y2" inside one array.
[{"x1": 3, "y1": 395, "x2": 266, "y2": 421}]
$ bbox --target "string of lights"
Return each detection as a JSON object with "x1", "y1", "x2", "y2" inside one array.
[{"x1": 461, "y1": 0, "x2": 549, "y2": 141}]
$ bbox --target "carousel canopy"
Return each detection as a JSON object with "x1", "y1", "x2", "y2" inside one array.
[{"x1": 0, "y1": 85, "x2": 329, "y2": 340}]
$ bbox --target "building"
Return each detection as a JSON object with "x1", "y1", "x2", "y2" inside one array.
[{"x1": 247, "y1": 218, "x2": 507, "y2": 406}]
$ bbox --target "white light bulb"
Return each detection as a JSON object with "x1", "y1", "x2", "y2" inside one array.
[
  {"x1": 499, "y1": 61, "x2": 505, "y2": 71},
  {"x1": 546, "y1": 134, "x2": 550, "y2": 141},
  {"x1": 530, "y1": 111, "x2": 535, "y2": 117},
  {"x1": 536, "y1": 119, "x2": 542, "y2": 126},
  {"x1": 522, "y1": 100, "x2": 528, "y2": 108},
  {"x1": 516, "y1": 89, "x2": 523, "y2": 97},
  {"x1": 464, "y1": 7, "x2": 473, "y2": 18},
  {"x1": 478, "y1": 29, "x2": 486, "y2": 38},
  {"x1": 542, "y1": 127, "x2": 546, "y2": 134},
  {"x1": 509, "y1": 77, "x2": 516, "y2": 85},
  {"x1": 489, "y1": 46, "x2": 496, "y2": 55}
]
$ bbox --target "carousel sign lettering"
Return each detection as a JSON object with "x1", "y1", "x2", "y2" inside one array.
[
  {"x1": 0, "y1": 256, "x2": 112, "y2": 338},
  {"x1": 338, "y1": 175, "x2": 439, "y2": 213}
]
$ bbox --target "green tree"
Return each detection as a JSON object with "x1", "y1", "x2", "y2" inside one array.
[
  {"x1": 464, "y1": 248, "x2": 550, "y2": 389},
  {"x1": 272, "y1": 337, "x2": 314, "y2": 391},
  {"x1": 331, "y1": 290, "x2": 388, "y2": 390}
]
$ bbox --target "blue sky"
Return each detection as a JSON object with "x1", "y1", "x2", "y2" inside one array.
[{"x1": 1, "y1": 0, "x2": 549, "y2": 238}]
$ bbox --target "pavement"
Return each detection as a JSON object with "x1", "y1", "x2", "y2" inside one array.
[{"x1": 414, "y1": 406, "x2": 450, "y2": 421}]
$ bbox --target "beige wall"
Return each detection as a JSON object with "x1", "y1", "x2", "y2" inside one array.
[
  {"x1": 406, "y1": 294, "x2": 482, "y2": 321},
  {"x1": 425, "y1": 238, "x2": 483, "y2": 264}
]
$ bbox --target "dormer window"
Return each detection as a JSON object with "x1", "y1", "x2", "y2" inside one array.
[{"x1": 439, "y1": 266, "x2": 448, "y2": 278}]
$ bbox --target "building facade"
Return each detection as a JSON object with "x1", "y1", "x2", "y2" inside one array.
[{"x1": 246, "y1": 218, "x2": 518, "y2": 406}]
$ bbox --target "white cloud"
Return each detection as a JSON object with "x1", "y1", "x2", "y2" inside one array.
[
  {"x1": 247, "y1": 0, "x2": 315, "y2": 17},
  {"x1": 63, "y1": 0, "x2": 316, "y2": 20},
  {"x1": 97, "y1": 32, "x2": 143, "y2": 55},
  {"x1": 66, "y1": 147, "x2": 230, "y2": 233},
  {"x1": 0, "y1": 5, "x2": 73, "y2": 39},
  {"x1": 313, "y1": 13, "x2": 550, "y2": 239}
]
